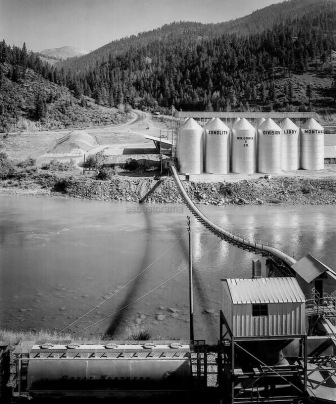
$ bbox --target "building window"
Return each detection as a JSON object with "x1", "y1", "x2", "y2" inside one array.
[{"x1": 252, "y1": 304, "x2": 268, "y2": 317}]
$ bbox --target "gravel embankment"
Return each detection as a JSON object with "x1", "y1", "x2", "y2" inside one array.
[{"x1": 1, "y1": 173, "x2": 336, "y2": 206}]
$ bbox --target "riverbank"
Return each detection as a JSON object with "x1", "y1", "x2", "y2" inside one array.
[{"x1": 1, "y1": 169, "x2": 336, "y2": 205}]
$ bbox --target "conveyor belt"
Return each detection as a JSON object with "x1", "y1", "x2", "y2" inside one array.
[{"x1": 170, "y1": 165, "x2": 296, "y2": 271}]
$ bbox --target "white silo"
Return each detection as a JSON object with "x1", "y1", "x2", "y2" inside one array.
[
  {"x1": 177, "y1": 118, "x2": 204, "y2": 174},
  {"x1": 258, "y1": 118, "x2": 282, "y2": 173},
  {"x1": 257, "y1": 118, "x2": 265, "y2": 127},
  {"x1": 300, "y1": 118, "x2": 324, "y2": 170},
  {"x1": 204, "y1": 118, "x2": 230, "y2": 174},
  {"x1": 231, "y1": 118, "x2": 256, "y2": 174},
  {"x1": 280, "y1": 118, "x2": 299, "y2": 171}
]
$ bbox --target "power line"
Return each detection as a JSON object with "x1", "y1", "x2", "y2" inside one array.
[
  {"x1": 72, "y1": 237, "x2": 222, "y2": 336},
  {"x1": 60, "y1": 231, "x2": 187, "y2": 332}
]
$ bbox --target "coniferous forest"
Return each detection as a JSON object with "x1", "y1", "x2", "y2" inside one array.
[{"x1": 1, "y1": 0, "x2": 336, "y2": 130}]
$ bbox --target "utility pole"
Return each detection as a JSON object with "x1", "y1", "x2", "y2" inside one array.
[
  {"x1": 187, "y1": 216, "x2": 194, "y2": 343},
  {"x1": 159, "y1": 130, "x2": 163, "y2": 174}
]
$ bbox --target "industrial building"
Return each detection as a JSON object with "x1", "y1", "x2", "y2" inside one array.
[{"x1": 174, "y1": 112, "x2": 325, "y2": 175}]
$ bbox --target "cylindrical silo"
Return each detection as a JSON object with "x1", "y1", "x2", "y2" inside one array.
[
  {"x1": 231, "y1": 118, "x2": 256, "y2": 174},
  {"x1": 204, "y1": 118, "x2": 230, "y2": 174},
  {"x1": 177, "y1": 118, "x2": 204, "y2": 174},
  {"x1": 280, "y1": 118, "x2": 299, "y2": 171},
  {"x1": 300, "y1": 118, "x2": 324, "y2": 170},
  {"x1": 258, "y1": 118, "x2": 282, "y2": 173},
  {"x1": 257, "y1": 118, "x2": 265, "y2": 127}
]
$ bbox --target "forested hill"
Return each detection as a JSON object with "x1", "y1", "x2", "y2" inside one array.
[
  {"x1": 57, "y1": 0, "x2": 334, "y2": 73},
  {"x1": 61, "y1": 0, "x2": 336, "y2": 113}
]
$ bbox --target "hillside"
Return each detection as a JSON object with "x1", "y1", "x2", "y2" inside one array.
[
  {"x1": 39, "y1": 46, "x2": 88, "y2": 66},
  {"x1": 40, "y1": 46, "x2": 88, "y2": 60},
  {"x1": 0, "y1": 62, "x2": 127, "y2": 132},
  {"x1": 57, "y1": 0, "x2": 334, "y2": 73},
  {"x1": 54, "y1": 0, "x2": 336, "y2": 114}
]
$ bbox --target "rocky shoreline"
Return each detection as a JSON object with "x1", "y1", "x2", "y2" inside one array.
[{"x1": 1, "y1": 173, "x2": 336, "y2": 206}]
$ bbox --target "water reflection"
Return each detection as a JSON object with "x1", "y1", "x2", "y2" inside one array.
[{"x1": 1, "y1": 197, "x2": 336, "y2": 342}]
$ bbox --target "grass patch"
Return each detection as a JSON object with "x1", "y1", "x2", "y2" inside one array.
[{"x1": 0, "y1": 329, "x2": 74, "y2": 345}]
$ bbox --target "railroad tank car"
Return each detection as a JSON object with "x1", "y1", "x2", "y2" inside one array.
[
  {"x1": 300, "y1": 118, "x2": 324, "y2": 170},
  {"x1": 8, "y1": 342, "x2": 196, "y2": 400},
  {"x1": 204, "y1": 118, "x2": 230, "y2": 174},
  {"x1": 231, "y1": 118, "x2": 256, "y2": 174},
  {"x1": 280, "y1": 118, "x2": 299, "y2": 171},
  {"x1": 257, "y1": 118, "x2": 282, "y2": 173},
  {"x1": 177, "y1": 118, "x2": 204, "y2": 174}
]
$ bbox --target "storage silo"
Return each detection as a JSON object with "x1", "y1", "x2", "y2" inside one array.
[
  {"x1": 257, "y1": 117, "x2": 265, "y2": 127},
  {"x1": 231, "y1": 118, "x2": 256, "y2": 174},
  {"x1": 300, "y1": 118, "x2": 324, "y2": 170},
  {"x1": 280, "y1": 118, "x2": 299, "y2": 171},
  {"x1": 258, "y1": 118, "x2": 282, "y2": 173},
  {"x1": 177, "y1": 118, "x2": 204, "y2": 174},
  {"x1": 204, "y1": 118, "x2": 230, "y2": 174}
]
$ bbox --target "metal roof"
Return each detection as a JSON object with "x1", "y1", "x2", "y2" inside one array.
[
  {"x1": 179, "y1": 117, "x2": 202, "y2": 130},
  {"x1": 223, "y1": 277, "x2": 305, "y2": 304},
  {"x1": 291, "y1": 253, "x2": 334, "y2": 283},
  {"x1": 174, "y1": 111, "x2": 319, "y2": 120},
  {"x1": 301, "y1": 118, "x2": 324, "y2": 130},
  {"x1": 259, "y1": 117, "x2": 281, "y2": 131},
  {"x1": 280, "y1": 117, "x2": 299, "y2": 131},
  {"x1": 324, "y1": 145, "x2": 336, "y2": 158},
  {"x1": 204, "y1": 117, "x2": 230, "y2": 131},
  {"x1": 233, "y1": 117, "x2": 255, "y2": 130},
  {"x1": 324, "y1": 133, "x2": 336, "y2": 145}
]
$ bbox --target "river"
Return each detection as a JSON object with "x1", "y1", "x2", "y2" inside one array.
[{"x1": 0, "y1": 196, "x2": 335, "y2": 344}]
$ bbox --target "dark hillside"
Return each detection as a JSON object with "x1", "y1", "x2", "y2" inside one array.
[
  {"x1": 57, "y1": 0, "x2": 335, "y2": 73},
  {"x1": 62, "y1": 1, "x2": 336, "y2": 114},
  {"x1": 0, "y1": 41, "x2": 127, "y2": 132}
]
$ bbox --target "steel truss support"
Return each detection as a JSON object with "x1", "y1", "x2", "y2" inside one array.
[{"x1": 218, "y1": 310, "x2": 308, "y2": 404}]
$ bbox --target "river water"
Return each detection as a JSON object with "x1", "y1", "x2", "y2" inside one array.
[{"x1": 0, "y1": 196, "x2": 335, "y2": 344}]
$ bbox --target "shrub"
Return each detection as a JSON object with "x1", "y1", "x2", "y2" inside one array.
[
  {"x1": 41, "y1": 159, "x2": 75, "y2": 171},
  {"x1": 53, "y1": 178, "x2": 69, "y2": 193},
  {"x1": 83, "y1": 151, "x2": 107, "y2": 170},
  {"x1": 17, "y1": 157, "x2": 36, "y2": 168},
  {"x1": 96, "y1": 167, "x2": 116, "y2": 180},
  {"x1": 0, "y1": 152, "x2": 16, "y2": 179},
  {"x1": 130, "y1": 330, "x2": 151, "y2": 341},
  {"x1": 124, "y1": 158, "x2": 139, "y2": 171}
]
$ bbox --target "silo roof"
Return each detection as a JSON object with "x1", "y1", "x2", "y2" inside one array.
[
  {"x1": 280, "y1": 118, "x2": 299, "y2": 131},
  {"x1": 180, "y1": 117, "x2": 202, "y2": 130},
  {"x1": 232, "y1": 117, "x2": 254, "y2": 130},
  {"x1": 223, "y1": 277, "x2": 305, "y2": 304},
  {"x1": 259, "y1": 118, "x2": 281, "y2": 131},
  {"x1": 204, "y1": 117, "x2": 230, "y2": 131},
  {"x1": 301, "y1": 118, "x2": 324, "y2": 130}
]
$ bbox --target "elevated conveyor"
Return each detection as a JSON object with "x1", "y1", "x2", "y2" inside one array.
[{"x1": 170, "y1": 165, "x2": 296, "y2": 272}]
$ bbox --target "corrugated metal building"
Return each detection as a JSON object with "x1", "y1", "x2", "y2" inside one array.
[
  {"x1": 291, "y1": 253, "x2": 336, "y2": 299},
  {"x1": 221, "y1": 278, "x2": 306, "y2": 338}
]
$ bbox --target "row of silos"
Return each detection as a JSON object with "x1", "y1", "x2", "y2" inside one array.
[{"x1": 176, "y1": 117, "x2": 324, "y2": 174}]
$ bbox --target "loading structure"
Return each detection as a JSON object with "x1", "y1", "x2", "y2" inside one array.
[
  {"x1": 218, "y1": 277, "x2": 308, "y2": 404},
  {"x1": 170, "y1": 164, "x2": 296, "y2": 274}
]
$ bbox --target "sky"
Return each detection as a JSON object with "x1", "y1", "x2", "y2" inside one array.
[{"x1": 0, "y1": 0, "x2": 284, "y2": 53}]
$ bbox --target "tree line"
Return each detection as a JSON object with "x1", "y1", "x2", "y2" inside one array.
[{"x1": 1, "y1": 1, "x2": 336, "y2": 118}]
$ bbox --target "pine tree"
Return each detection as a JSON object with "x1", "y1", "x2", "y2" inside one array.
[{"x1": 306, "y1": 84, "x2": 313, "y2": 105}]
